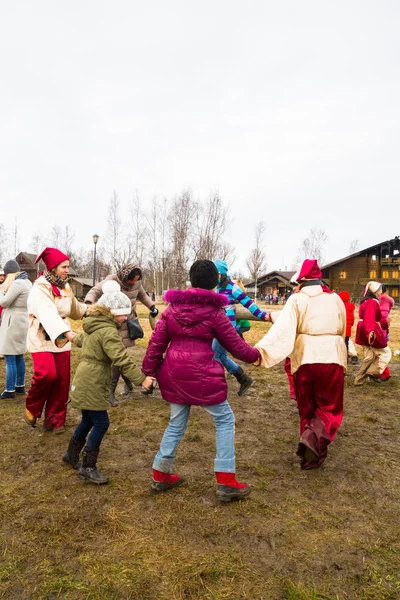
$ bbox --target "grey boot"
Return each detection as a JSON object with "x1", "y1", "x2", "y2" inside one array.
[
  {"x1": 109, "y1": 366, "x2": 120, "y2": 407},
  {"x1": 78, "y1": 449, "x2": 109, "y2": 484},
  {"x1": 62, "y1": 437, "x2": 86, "y2": 470},
  {"x1": 120, "y1": 374, "x2": 133, "y2": 396},
  {"x1": 233, "y1": 367, "x2": 253, "y2": 396}
]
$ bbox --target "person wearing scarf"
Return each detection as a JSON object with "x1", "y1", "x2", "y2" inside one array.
[
  {"x1": 354, "y1": 281, "x2": 392, "y2": 385},
  {"x1": 25, "y1": 248, "x2": 87, "y2": 433},
  {"x1": 84, "y1": 263, "x2": 158, "y2": 406},
  {"x1": 0, "y1": 260, "x2": 32, "y2": 399},
  {"x1": 255, "y1": 259, "x2": 347, "y2": 470}
]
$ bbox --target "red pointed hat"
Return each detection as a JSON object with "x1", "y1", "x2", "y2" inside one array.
[
  {"x1": 297, "y1": 259, "x2": 322, "y2": 281},
  {"x1": 35, "y1": 247, "x2": 69, "y2": 271}
]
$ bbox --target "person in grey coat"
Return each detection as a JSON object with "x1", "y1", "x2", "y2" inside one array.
[{"x1": 0, "y1": 260, "x2": 32, "y2": 399}]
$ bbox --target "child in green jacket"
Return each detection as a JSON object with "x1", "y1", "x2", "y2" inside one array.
[{"x1": 62, "y1": 280, "x2": 154, "y2": 484}]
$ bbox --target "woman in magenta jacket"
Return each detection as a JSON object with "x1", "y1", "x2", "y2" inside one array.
[
  {"x1": 354, "y1": 281, "x2": 392, "y2": 384},
  {"x1": 142, "y1": 259, "x2": 260, "y2": 502}
]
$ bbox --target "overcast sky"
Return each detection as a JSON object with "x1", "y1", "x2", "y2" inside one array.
[{"x1": 1, "y1": 1, "x2": 399, "y2": 273}]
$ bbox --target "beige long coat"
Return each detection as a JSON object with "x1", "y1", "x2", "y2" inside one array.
[
  {"x1": 27, "y1": 276, "x2": 87, "y2": 353},
  {"x1": 0, "y1": 278, "x2": 32, "y2": 355}
]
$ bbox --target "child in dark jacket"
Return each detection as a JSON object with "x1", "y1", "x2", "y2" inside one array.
[{"x1": 142, "y1": 260, "x2": 261, "y2": 502}]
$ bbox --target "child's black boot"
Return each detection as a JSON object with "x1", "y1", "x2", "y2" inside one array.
[
  {"x1": 62, "y1": 437, "x2": 86, "y2": 470},
  {"x1": 233, "y1": 367, "x2": 253, "y2": 396},
  {"x1": 79, "y1": 449, "x2": 109, "y2": 484}
]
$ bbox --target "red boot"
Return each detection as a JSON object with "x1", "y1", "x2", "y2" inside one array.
[
  {"x1": 215, "y1": 472, "x2": 251, "y2": 502},
  {"x1": 151, "y1": 469, "x2": 183, "y2": 492},
  {"x1": 380, "y1": 367, "x2": 391, "y2": 381}
]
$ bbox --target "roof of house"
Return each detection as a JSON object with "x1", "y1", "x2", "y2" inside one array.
[
  {"x1": 70, "y1": 277, "x2": 93, "y2": 286},
  {"x1": 321, "y1": 236, "x2": 400, "y2": 270},
  {"x1": 16, "y1": 252, "x2": 39, "y2": 267},
  {"x1": 246, "y1": 270, "x2": 296, "y2": 288}
]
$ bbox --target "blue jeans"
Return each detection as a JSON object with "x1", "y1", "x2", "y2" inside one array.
[
  {"x1": 153, "y1": 400, "x2": 236, "y2": 473},
  {"x1": 212, "y1": 338, "x2": 239, "y2": 375},
  {"x1": 73, "y1": 410, "x2": 110, "y2": 451},
  {"x1": 4, "y1": 354, "x2": 25, "y2": 391}
]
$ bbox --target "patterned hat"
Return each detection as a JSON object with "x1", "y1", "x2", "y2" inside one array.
[{"x1": 97, "y1": 280, "x2": 131, "y2": 316}]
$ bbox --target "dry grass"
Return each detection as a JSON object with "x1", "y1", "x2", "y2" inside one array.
[{"x1": 0, "y1": 305, "x2": 399, "y2": 599}]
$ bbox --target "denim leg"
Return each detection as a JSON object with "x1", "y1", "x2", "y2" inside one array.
[
  {"x1": 212, "y1": 338, "x2": 239, "y2": 374},
  {"x1": 15, "y1": 354, "x2": 26, "y2": 387},
  {"x1": 203, "y1": 400, "x2": 236, "y2": 472},
  {"x1": 73, "y1": 410, "x2": 93, "y2": 443},
  {"x1": 86, "y1": 410, "x2": 110, "y2": 450},
  {"x1": 153, "y1": 403, "x2": 191, "y2": 473},
  {"x1": 4, "y1": 355, "x2": 17, "y2": 391}
]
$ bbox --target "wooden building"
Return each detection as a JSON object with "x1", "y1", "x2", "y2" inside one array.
[
  {"x1": 69, "y1": 277, "x2": 93, "y2": 300},
  {"x1": 15, "y1": 252, "x2": 43, "y2": 283},
  {"x1": 321, "y1": 236, "x2": 400, "y2": 302},
  {"x1": 245, "y1": 270, "x2": 296, "y2": 299}
]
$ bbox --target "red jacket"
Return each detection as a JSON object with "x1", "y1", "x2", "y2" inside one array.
[
  {"x1": 338, "y1": 291, "x2": 355, "y2": 337},
  {"x1": 355, "y1": 297, "x2": 388, "y2": 349},
  {"x1": 142, "y1": 288, "x2": 260, "y2": 406}
]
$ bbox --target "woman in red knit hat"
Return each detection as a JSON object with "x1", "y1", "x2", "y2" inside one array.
[{"x1": 25, "y1": 248, "x2": 87, "y2": 433}]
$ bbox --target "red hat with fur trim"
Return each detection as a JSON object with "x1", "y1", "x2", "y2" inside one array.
[{"x1": 35, "y1": 247, "x2": 69, "y2": 271}]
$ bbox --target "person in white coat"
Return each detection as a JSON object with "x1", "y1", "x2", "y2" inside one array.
[{"x1": 0, "y1": 260, "x2": 32, "y2": 398}]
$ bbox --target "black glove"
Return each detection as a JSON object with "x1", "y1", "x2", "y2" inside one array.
[{"x1": 149, "y1": 306, "x2": 159, "y2": 318}]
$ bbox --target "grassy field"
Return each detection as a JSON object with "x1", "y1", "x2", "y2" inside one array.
[{"x1": 0, "y1": 305, "x2": 399, "y2": 600}]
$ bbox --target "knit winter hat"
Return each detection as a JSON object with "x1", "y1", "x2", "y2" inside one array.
[
  {"x1": 364, "y1": 281, "x2": 381, "y2": 296},
  {"x1": 4, "y1": 259, "x2": 20, "y2": 274},
  {"x1": 214, "y1": 259, "x2": 229, "y2": 275},
  {"x1": 97, "y1": 280, "x2": 132, "y2": 316},
  {"x1": 35, "y1": 247, "x2": 69, "y2": 271}
]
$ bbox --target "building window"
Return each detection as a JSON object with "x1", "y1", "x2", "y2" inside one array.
[
  {"x1": 393, "y1": 271, "x2": 399, "y2": 278},
  {"x1": 339, "y1": 271, "x2": 346, "y2": 279},
  {"x1": 372, "y1": 255, "x2": 377, "y2": 261},
  {"x1": 392, "y1": 288, "x2": 399, "y2": 298},
  {"x1": 370, "y1": 270, "x2": 377, "y2": 278},
  {"x1": 382, "y1": 271, "x2": 389, "y2": 279}
]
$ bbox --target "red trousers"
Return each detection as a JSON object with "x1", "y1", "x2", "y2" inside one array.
[
  {"x1": 284, "y1": 357, "x2": 296, "y2": 399},
  {"x1": 293, "y1": 363, "x2": 344, "y2": 467},
  {"x1": 26, "y1": 351, "x2": 71, "y2": 429}
]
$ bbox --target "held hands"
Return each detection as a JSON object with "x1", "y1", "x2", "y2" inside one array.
[
  {"x1": 149, "y1": 306, "x2": 159, "y2": 318},
  {"x1": 262, "y1": 313, "x2": 272, "y2": 322},
  {"x1": 142, "y1": 376, "x2": 156, "y2": 390},
  {"x1": 65, "y1": 331, "x2": 76, "y2": 342}
]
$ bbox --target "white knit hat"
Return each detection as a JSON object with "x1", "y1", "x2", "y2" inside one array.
[
  {"x1": 97, "y1": 280, "x2": 131, "y2": 316},
  {"x1": 364, "y1": 281, "x2": 382, "y2": 296}
]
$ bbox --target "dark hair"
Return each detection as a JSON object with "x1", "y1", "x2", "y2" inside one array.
[
  {"x1": 128, "y1": 268, "x2": 142, "y2": 281},
  {"x1": 381, "y1": 284, "x2": 387, "y2": 293},
  {"x1": 189, "y1": 260, "x2": 218, "y2": 290}
]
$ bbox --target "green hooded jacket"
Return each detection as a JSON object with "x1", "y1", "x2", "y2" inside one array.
[{"x1": 70, "y1": 305, "x2": 145, "y2": 411}]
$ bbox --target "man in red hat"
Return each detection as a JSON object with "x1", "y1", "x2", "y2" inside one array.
[
  {"x1": 255, "y1": 259, "x2": 347, "y2": 469},
  {"x1": 25, "y1": 248, "x2": 87, "y2": 433}
]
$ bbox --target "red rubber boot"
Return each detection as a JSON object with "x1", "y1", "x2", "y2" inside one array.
[
  {"x1": 215, "y1": 472, "x2": 251, "y2": 502},
  {"x1": 151, "y1": 469, "x2": 184, "y2": 492},
  {"x1": 380, "y1": 367, "x2": 391, "y2": 381}
]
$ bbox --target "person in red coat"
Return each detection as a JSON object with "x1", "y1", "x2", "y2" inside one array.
[
  {"x1": 142, "y1": 259, "x2": 261, "y2": 502},
  {"x1": 354, "y1": 281, "x2": 392, "y2": 385},
  {"x1": 338, "y1": 290, "x2": 355, "y2": 358}
]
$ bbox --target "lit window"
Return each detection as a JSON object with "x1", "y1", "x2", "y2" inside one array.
[
  {"x1": 382, "y1": 271, "x2": 389, "y2": 279},
  {"x1": 393, "y1": 271, "x2": 399, "y2": 278},
  {"x1": 372, "y1": 255, "x2": 377, "y2": 261},
  {"x1": 370, "y1": 270, "x2": 377, "y2": 278},
  {"x1": 392, "y1": 288, "x2": 399, "y2": 298},
  {"x1": 339, "y1": 271, "x2": 346, "y2": 279}
]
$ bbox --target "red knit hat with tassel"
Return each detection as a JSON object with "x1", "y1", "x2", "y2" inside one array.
[{"x1": 35, "y1": 247, "x2": 69, "y2": 271}]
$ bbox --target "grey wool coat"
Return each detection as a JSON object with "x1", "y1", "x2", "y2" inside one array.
[{"x1": 0, "y1": 278, "x2": 32, "y2": 355}]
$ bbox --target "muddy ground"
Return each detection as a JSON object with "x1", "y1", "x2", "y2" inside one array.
[{"x1": 0, "y1": 307, "x2": 399, "y2": 599}]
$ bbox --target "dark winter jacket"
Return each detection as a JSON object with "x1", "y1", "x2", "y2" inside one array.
[
  {"x1": 142, "y1": 288, "x2": 261, "y2": 406},
  {"x1": 338, "y1": 291, "x2": 355, "y2": 337},
  {"x1": 70, "y1": 305, "x2": 145, "y2": 410}
]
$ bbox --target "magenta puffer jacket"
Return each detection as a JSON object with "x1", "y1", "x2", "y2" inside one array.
[{"x1": 142, "y1": 288, "x2": 261, "y2": 406}]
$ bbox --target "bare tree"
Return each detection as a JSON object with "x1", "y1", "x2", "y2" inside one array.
[
  {"x1": 158, "y1": 198, "x2": 170, "y2": 293},
  {"x1": 13, "y1": 217, "x2": 20, "y2": 256},
  {"x1": 0, "y1": 224, "x2": 10, "y2": 267},
  {"x1": 193, "y1": 192, "x2": 230, "y2": 260},
  {"x1": 349, "y1": 239, "x2": 360, "y2": 254},
  {"x1": 168, "y1": 189, "x2": 197, "y2": 289},
  {"x1": 297, "y1": 227, "x2": 328, "y2": 265},
  {"x1": 217, "y1": 241, "x2": 236, "y2": 266},
  {"x1": 146, "y1": 198, "x2": 160, "y2": 296},
  {"x1": 106, "y1": 191, "x2": 124, "y2": 269},
  {"x1": 49, "y1": 225, "x2": 63, "y2": 248},
  {"x1": 128, "y1": 191, "x2": 147, "y2": 266},
  {"x1": 246, "y1": 222, "x2": 267, "y2": 300}
]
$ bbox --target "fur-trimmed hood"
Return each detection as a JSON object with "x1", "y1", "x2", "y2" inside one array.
[
  {"x1": 83, "y1": 304, "x2": 119, "y2": 334},
  {"x1": 165, "y1": 288, "x2": 228, "y2": 307}
]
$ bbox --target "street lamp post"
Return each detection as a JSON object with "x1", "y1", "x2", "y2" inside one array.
[{"x1": 92, "y1": 234, "x2": 99, "y2": 286}]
